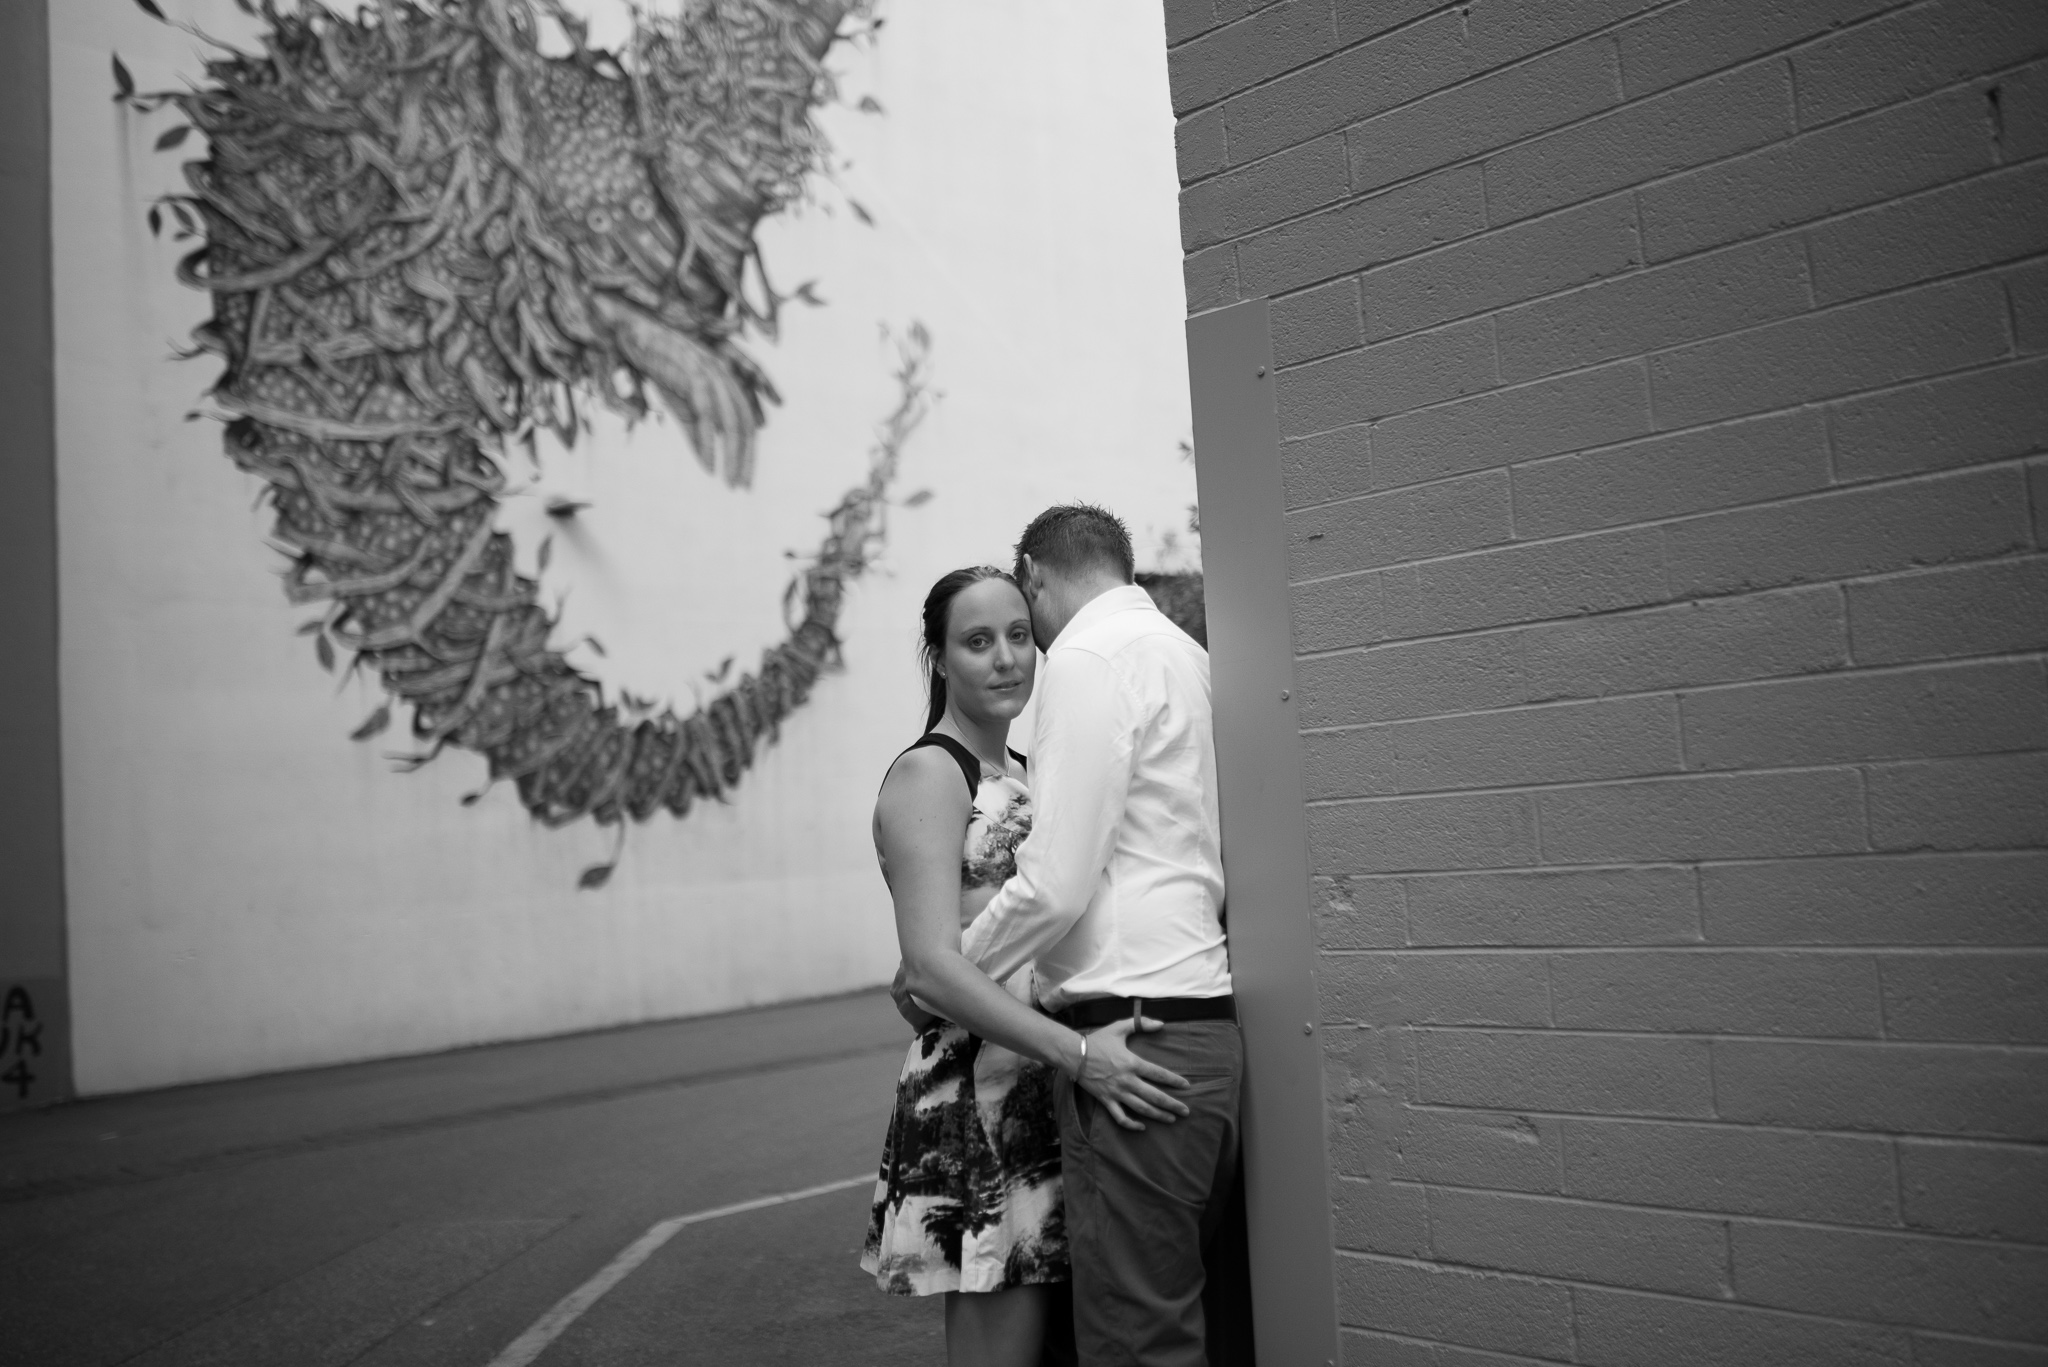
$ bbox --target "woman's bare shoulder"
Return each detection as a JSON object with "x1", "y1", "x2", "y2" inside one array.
[{"x1": 876, "y1": 746, "x2": 971, "y2": 827}]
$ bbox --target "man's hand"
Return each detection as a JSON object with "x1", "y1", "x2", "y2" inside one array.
[
  {"x1": 1076, "y1": 1017, "x2": 1191, "y2": 1131},
  {"x1": 890, "y1": 961, "x2": 938, "y2": 1033}
]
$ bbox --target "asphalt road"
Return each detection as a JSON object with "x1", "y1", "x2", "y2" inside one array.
[{"x1": 0, "y1": 990, "x2": 943, "y2": 1366}]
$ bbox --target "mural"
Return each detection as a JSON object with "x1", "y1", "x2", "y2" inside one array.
[
  {"x1": 122, "y1": 0, "x2": 909, "y2": 850},
  {"x1": 56, "y1": 0, "x2": 1197, "y2": 1090}
]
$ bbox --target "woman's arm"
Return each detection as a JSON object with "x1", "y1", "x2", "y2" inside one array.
[{"x1": 877, "y1": 751, "x2": 1189, "y2": 1129}]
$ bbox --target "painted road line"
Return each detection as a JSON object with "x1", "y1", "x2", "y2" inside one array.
[{"x1": 483, "y1": 1174, "x2": 874, "y2": 1367}]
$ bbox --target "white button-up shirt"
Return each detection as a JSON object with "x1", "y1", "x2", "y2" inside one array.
[{"x1": 961, "y1": 583, "x2": 1232, "y2": 1010}]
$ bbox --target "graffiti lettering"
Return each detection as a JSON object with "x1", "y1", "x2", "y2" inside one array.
[
  {"x1": 0, "y1": 1021, "x2": 44, "y2": 1057},
  {"x1": 1, "y1": 985, "x2": 41, "y2": 1100}
]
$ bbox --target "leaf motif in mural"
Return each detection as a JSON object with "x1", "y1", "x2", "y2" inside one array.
[{"x1": 134, "y1": 0, "x2": 935, "y2": 850}]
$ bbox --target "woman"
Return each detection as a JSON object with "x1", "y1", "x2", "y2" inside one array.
[{"x1": 858, "y1": 567, "x2": 1107, "y2": 1365}]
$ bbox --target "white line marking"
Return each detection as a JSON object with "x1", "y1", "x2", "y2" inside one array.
[{"x1": 484, "y1": 1174, "x2": 873, "y2": 1367}]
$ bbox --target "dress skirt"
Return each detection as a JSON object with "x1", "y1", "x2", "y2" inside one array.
[{"x1": 860, "y1": 971, "x2": 1068, "y2": 1296}]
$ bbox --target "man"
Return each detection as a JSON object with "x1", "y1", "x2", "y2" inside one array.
[{"x1": 962, "y1": 503, "x2": 1245, "y2": 1366}]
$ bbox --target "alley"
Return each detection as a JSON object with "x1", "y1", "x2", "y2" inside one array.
[{"x1": 0, "y1": 991, "x2": 939, "y2": 1366}]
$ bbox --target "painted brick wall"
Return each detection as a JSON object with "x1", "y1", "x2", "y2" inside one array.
[{"x1": 1166, "y1": 1, "x2": 2048, "y2": 1361}]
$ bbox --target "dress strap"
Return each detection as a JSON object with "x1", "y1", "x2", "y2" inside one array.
[{"x1": 902, "y1": 732, "x2": 982, "y2": 798}]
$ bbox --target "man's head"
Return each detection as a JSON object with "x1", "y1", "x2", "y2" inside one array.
[{"x1": 1012, "y1": 503, "x2": 1135, "y2": 649}]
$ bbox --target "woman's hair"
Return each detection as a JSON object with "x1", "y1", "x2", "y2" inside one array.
[{"x1": 919, "y1": 565, "x2": 1017, "y2": 733}]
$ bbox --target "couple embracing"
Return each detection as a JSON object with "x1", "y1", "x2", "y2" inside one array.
[{"x1": 859, "y1": 504, "x2": 1250, "y2": 1366}]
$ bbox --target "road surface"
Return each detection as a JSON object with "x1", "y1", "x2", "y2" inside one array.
[{"x1": 0, "y1": 990, "x2": 941, "y2": 1366}]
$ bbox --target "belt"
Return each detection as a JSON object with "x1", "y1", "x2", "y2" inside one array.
[{"x1": 1050, "y1": 994, "x2": 1237, "y2": 1031}]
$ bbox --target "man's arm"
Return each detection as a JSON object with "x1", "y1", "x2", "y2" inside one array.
[
  {"x1": 879, "y1": 745, "x2": 1188, "y2": 1130},
  {"x1": 961, "y1": 646, "x2": 1131, "y2": 983}
]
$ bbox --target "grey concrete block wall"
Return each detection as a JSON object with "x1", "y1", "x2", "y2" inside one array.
[{"x1": 1164, "y1": 0, "x2": 2048, "y2": 1360}]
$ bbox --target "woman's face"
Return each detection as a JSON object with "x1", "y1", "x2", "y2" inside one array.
[{"x1": 943, "y1": 578, "x2": 1036, "y2": 723}]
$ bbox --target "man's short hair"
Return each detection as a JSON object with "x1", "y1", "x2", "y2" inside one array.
[{"x1": 1014, "y1": 503, "x2": 1135, "y2": 584}]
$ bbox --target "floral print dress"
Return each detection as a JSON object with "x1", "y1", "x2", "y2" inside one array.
[{"x1": 861, "y1": 734, "x2": 1067, "y2": 1296}]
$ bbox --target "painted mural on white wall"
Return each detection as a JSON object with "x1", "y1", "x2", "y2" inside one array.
[
  {"x1": 116, "y1": 0, "x2": 936, "y2": 880},
  {"x1": 56, "y1": 0, "x2": 1195, "y2": 1091}
]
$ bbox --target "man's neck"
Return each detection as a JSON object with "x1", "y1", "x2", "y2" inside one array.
[{"x1": 1043, "y1": 574, "x2": 1129, "y2": 644}]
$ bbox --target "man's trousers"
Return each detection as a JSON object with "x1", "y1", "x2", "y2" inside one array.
[{"x1": 1055, "y1": 1019, "x2": 1251, "y2": 1366}]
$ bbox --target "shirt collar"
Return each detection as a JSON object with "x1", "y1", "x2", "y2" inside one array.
[{"x1": 1051, "y1": 583, "x2": 1154, "y2": 648}]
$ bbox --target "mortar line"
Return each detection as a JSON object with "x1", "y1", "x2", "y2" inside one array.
[
  {"x1": 1320, "y1": 945, "x2": 2048, "y2": 959},
  {"x1": 1408, "y1": 1023, "x2": 2048, "y2": 1048},
  {"x1": 1337, "y1": 1246, "x2": 2047, "y2": 1314},
  {"x1": 1302, "y1": 744, "x2": 2046, "y2": 811},
  {"x1": 1404, "y1": 1106, "x2": 2048, "y2": 1149},
  {"x1": 1372, "y1": 1177, "x2": 2048, "y2": 1250},
  {"x1": 1302, "y1": 649, "x2": 2048, "y2": 727},
  {"x1": 1279, "y1": 342, "x2": 2048, "y2": 519},
  {"x1": 1287, "y1": 446, "x2": 2046, "y2": 589}
]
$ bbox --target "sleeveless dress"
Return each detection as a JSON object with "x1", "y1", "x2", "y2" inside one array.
[{"x1": 860, "y1": 734, "x2": 1069, "y2": 1297}]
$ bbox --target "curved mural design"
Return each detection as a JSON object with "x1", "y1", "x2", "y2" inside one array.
[{"x1": 130, "y1": 0, "x2": 904, "y2": 839}]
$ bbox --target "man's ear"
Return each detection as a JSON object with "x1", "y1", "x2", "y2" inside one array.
[{"x1": 1017, "y1": 554, "x2": 1039, "y2": 598}]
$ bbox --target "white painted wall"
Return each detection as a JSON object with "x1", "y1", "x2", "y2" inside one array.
[{"x1": 51, "y1": 0, "x2": 1194, "y2": 1094}]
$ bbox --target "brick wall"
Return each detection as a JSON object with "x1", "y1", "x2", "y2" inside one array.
[{"x1": 1166, "y1": 0, "x2": 2048, "y2": 1360}]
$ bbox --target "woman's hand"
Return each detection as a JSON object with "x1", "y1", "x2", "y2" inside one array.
[
  {"x1": 1074, "y1": 1017, "x2": 1192, "y2": 1131},
  {"x1": 890, "y1": 961, "x2": 938, "y2": 1033}
]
